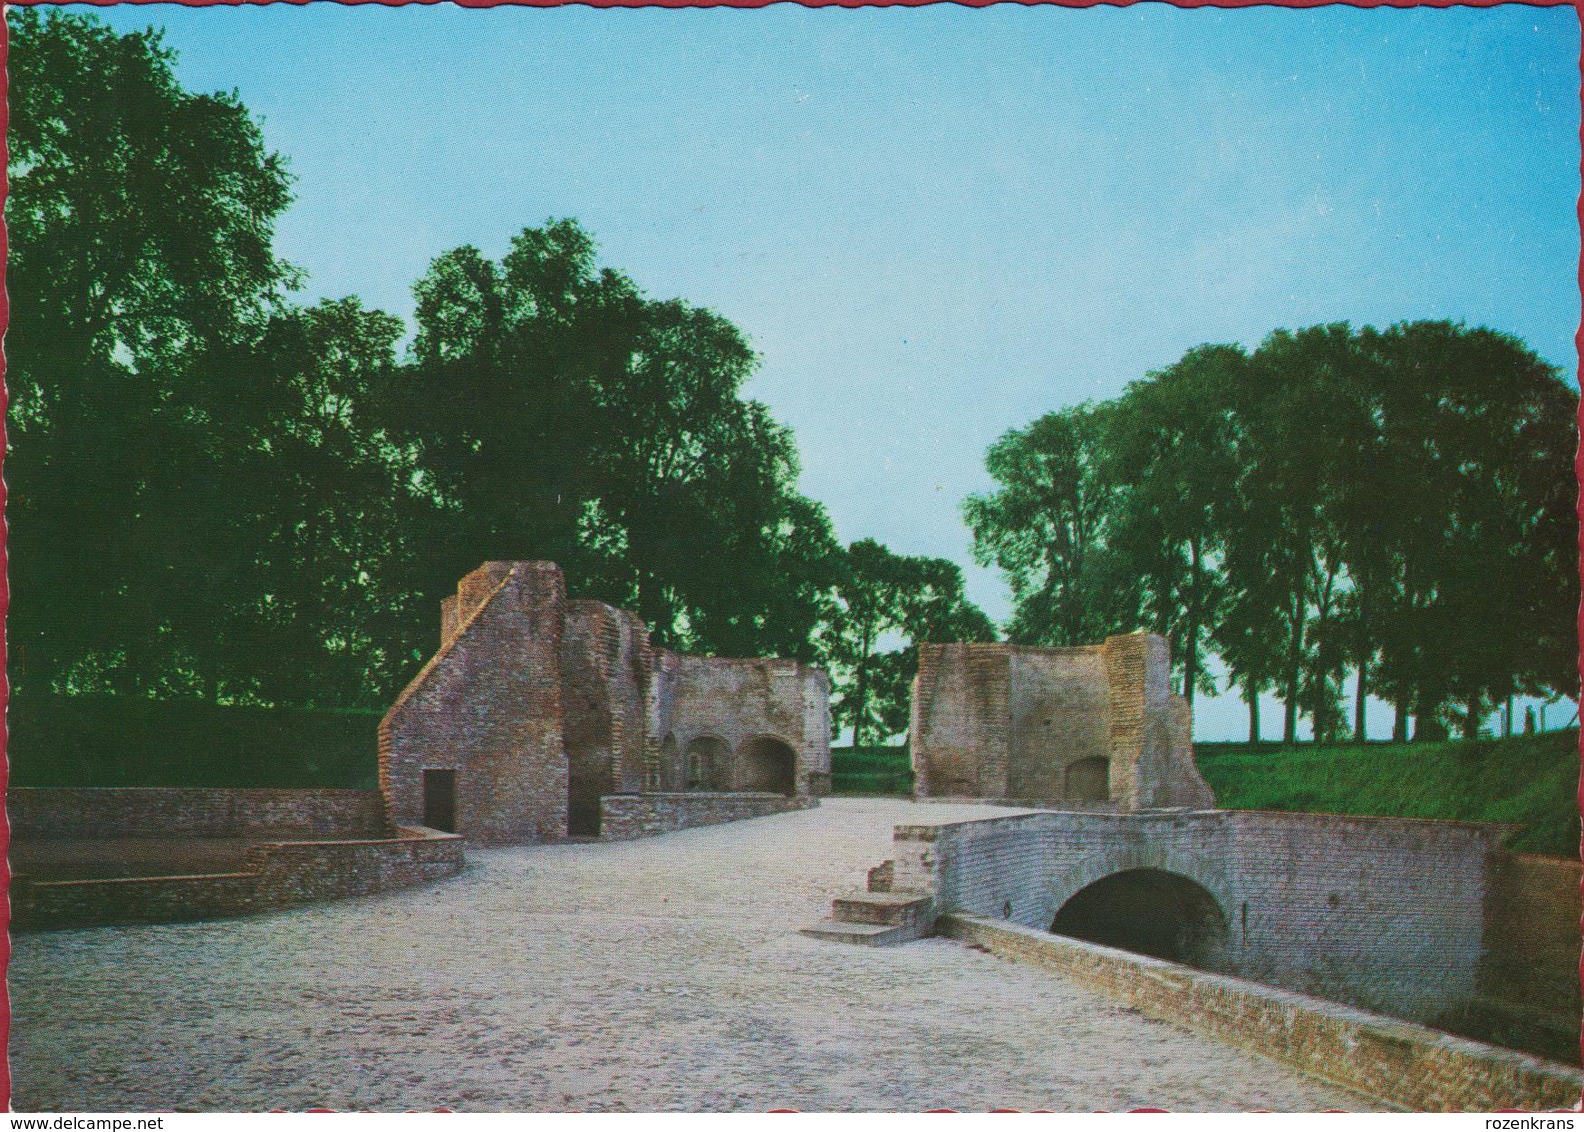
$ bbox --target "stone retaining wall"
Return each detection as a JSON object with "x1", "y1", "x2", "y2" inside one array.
[
  {"x1": 939, "y1": 914, "x2": 1582, "y2": 1112},
  {"x1": 12, "y1": 827, "x2": 463, "y2": 931},
  {"x1": 9, "y1": 787, "x2": 391, "y2": 839},
  {"x1": 891, "y1": 808, "x2": 1502, "y2": 1027},
  {"x1": 599, "y1": 792, "x2": 817, "y2": 841}
]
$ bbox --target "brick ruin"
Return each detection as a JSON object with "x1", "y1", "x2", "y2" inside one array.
[
  {"x1": 910, "y1": 633, "x2": 1215, "y2": 809},
  {"x1": 380, "y1": 561, "x2": 831, "y2": 844}
]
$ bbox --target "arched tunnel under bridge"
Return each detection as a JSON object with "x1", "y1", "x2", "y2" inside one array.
[{"x1": 1048, "y1": 868, "x2": 1231, "y2": 971}]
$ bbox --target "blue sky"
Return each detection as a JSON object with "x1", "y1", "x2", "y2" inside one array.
[{"x1": 86, "y1": 2, "x2": 1582, "y2": 738}]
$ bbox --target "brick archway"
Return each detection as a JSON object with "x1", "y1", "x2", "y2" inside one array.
[
  {"x1": 1049, "y1": 868, "x2": 1231, "y2": 971},
  {"x1": 738, "y1": 736, "x2": 797, "y2": 796}
]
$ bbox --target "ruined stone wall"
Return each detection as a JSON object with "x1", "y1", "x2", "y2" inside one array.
[
  {"x1": 1007, "y1": 647, "x2": 1110, "y2": 803},
  {"x1": 8, "y1": 787, "x2": 390, "y2": 840},
  {"x1": 380, "y1": 562, "x2": 570, "y2": 844},
  {"x1": 656, "y1": 656, "x2": 829, "y2": 796},
  {"x1": 560, "y1": 601, "x2": 653, "y2": 834},
  {"x1": 911, "y1": 632, "x2": 1211, "y2": 809},
  {"x1": 910, "y1": 644, "x2": 1011, "y2": 798},
  {"x1": 889, "y1": 808, "x2": 1503, "y2": 1028}
]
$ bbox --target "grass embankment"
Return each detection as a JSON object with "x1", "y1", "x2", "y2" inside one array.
[
  {"x1": 1196, "y1": 730, "x2": 1580, "y2": 858},
  {"x1": 8, "y1": 695, "x2": 381, "y2": 789},
  {"x1": 831, "y1": 744, "x2": 913, "y2": 796},
  {"x1": 832, "y1": 733, "x2": 1579, "y2": 858}
]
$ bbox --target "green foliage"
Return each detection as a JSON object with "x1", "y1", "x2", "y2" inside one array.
[
  {"x1": 969, "y1": 321, "x2": 1578, "y2": 743},
  {"x1": 8, "y1": 694, "x2": 380, "y2": 788},
  {"x1": 1195, "y1": 731, "x2": 1580, "y2": 857},
  {"x1": 965, "y1": 404, "x2": 1122, "y2": 646},
  {"x1": 819, "y1": 540, "x2": 995, "y2": 744},
  {"x1": 8, "y1": 13, "x2": 843, "y2": 713},
  {"x1": 830, "y1": 744, "x2": 914, "y2": 796}
]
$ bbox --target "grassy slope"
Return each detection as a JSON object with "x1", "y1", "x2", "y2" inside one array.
[
  {"x1": 1195, "y1": 730, "x2": 1580, "y2": 858},
  {"x1": 830, "y1": 744, "x2": 913, "y2": 796},
  {"x1": 833, "y1": 733, "x2": 1578, "y2": 857}
]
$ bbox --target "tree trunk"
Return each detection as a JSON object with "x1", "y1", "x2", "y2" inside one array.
[
  {"x1": 1392, "y1": 701, "x2": 1408, "y2": 742},
  {"x1": 1247, "y1": 683, "x2": 1261, "y2": 744},
  {"x1": 1184, "y1": 539, "x2": 1201, "y2": 716},
  {"x1": 1353, "y1": 662, "x2": 1368, "y2": 744},
  {"x1": 1461, "y1": 696, "x2": 1480, "y2": 740},
  {"x1": 851, "y1": 623, "x2": 872, "y2": 746},
  {"x1": 1283, "y1": 603, "x2": 1303, "y2": 745}
]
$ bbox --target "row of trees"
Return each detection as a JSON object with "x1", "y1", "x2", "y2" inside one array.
[
  {"x1": 966, "y1": 324, "x2": 1578, "y2": 742},
  {"x1": 7, "y1": 10, "x2": 988, "y2": 737},
  {"x1": 15, "y1": 12, "x2": 1573, "y2": 748}
]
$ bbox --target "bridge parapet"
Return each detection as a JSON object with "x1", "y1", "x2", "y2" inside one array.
[{"x1": 885, "y1": 807, "x2": 1508, "y2": 1034}]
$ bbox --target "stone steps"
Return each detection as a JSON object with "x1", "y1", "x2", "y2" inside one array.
[
  {"x1": 798, "y1": 918, "x2": 918, "y2": 946},
  {"x1": 799, "y1": 885, "x2": 934, "y2": 946}
]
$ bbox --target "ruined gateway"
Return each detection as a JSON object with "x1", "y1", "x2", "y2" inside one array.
[
  {"x1": 380, "y1": 561, "x2": 832, "y2": 843},
  {"x1": 910, "y1": 634, "x2": 1215, "y2": 810},
  {"x1": 380, "y1": 561, "x2": 1217, "y2": 842}
]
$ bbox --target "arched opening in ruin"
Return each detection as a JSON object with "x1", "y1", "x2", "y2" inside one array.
[
  {"x1": 738, "y1": 736, "x2": 797, "y2": 796},
  {"x1": 685, "y1": 736, "x2": 732, "y2": 791},
  {"x1": 1049, "y1": 868, "x2": 1229, "y2": 970},
  {"x1": 1064, "y1": 756, "x2": 1110, "y2": 803}
]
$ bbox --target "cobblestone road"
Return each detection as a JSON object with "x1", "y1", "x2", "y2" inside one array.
[{"x1": 11, "y1": 798, "x2": 1376, "y2": 1111}]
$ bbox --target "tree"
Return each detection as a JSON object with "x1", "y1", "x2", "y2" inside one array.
[
  {"x1": 1356, "y1": 322, "x2": 1578, "y2": 740},
  {"x1": 7, "y1": 9, "x2": 296, "y2": 697},
  {"x1": 821, "y1": 540, "x2": 994, "y2": 745},
  {"x1": 391, "y1": 219, "x2": 842, "y2": 663},
  {"x1": 1104, "y1": 345, "x2": 1244, "y2": 714},
  {"x1": 964, "y1": 404, "x2": 1128, "y2": 646}
]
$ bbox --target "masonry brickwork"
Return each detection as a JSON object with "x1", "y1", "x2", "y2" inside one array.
[
  {"x1": 9, "y1": 787, "x2": 463, "y2": 931},
  {"x1": 940, "y1": 914, "x2": 1583, "y2": 1112},
  {"x1": 910, "y1": 633, "x2": 1213, "y2": 810},
  {"x1": 381, "y1": 561, "x2": 831, "y2": 844},
  {"x1": 886, "y1": 808, "x2": 1502, "y2": 1028},
  {"x1": 598, "y1": 792, "x2": 817, "y2": 841},
  {"x1": 9, "y1": 787, "x2": 390, "y2": 840}
]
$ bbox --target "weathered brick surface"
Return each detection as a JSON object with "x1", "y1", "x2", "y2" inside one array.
[
  {"x1": 941, "y1": 914, "x2": 1583, "y2": 1112},
  {"x1": 656, "y1": 655, "x2": 831, "y2": 795},
  {"x1": 598, "y1": 791, "x2": 817, "y2": 841},
  {"x1": 890, "y1": 808, "x2": 1506, "y2": 1026},
  {"x1": 8, "y1": 787, "x2": 390, "y2": 839},
  {"x1": 383, "y1": 561, "x2": 831, "y2": 843},
  {"x1": 381, "y1": 562, "x2": 571, "y2": 845},
  {"x1": 910, "y1": 633, "x2": 1213, "y2": 810},
  {"x1": 11, "y1": 827, "x2": 464, "y2": 931},
  {"x1": 1470, "y1": 853, "x2": 1584, "y2": 1062},
  {"x1": 562, "y1": 600, "x2": 654, "y2": 833}
]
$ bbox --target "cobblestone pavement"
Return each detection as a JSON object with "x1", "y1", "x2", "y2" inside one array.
[{"x1": 11, "y1": 798, "x2": 1377, "y2": 1112}]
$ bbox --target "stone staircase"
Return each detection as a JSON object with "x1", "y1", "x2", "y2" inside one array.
[{"x1": 799, "y1": 859, "x2": 934, "y2": 946}]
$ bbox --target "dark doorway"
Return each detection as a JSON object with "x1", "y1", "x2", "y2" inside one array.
[
  {"x1": 739, "y1": 736, "x2": 797, "y2": 796},
  {"x1": 422, "y1": 769, "x2": 457, "y2": 833},
  {"x1": 1064, "y1": 756, "x2": 1110, "y2": 802},
  {"x1": 1049, "y1": 868, "x2": 1229, "y2": 970}
]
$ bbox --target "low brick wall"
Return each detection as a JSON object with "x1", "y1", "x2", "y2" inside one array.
[
  {"x1": 11, "y1": 827, "x2": 464, "y2": 931},
  {"x1": 250, "y1": 828, "x2": 465, "y2": 908},
  {"x1": 9, "y1": 787, "x2": 390, "y2": 839},
  {"x1": 599, "y1": 792, "x2": 817, "y2": 841},
  {"x1": 940, "y1": 914, "x2": 1583, "y2": 1112}
]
